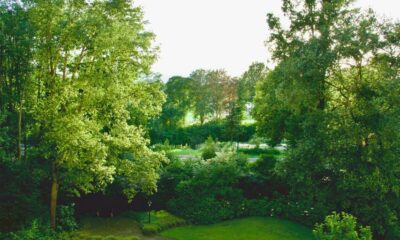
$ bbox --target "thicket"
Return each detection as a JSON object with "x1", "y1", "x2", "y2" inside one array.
[
  {"x1": 155, "y1": 152, "x2": 306, "y2": 224},
  {"x1": 149, "y1": 121, "x2": 255, "y2": 147}
]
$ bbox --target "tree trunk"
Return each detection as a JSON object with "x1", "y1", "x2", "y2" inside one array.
[
  {"x1": 50, "y1": 165, "x2": 59, "y2": 229},
  {"x1": 17, "y1": 104, "x2": 22, "y2": 161}
]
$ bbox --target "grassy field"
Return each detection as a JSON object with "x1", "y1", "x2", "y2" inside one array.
[
  {"x1": 170, "y1": 148, "x2": 202, "y2": 159},
  {"x1": 161, "y1": 217, "x2": 313, "y2": 240}
]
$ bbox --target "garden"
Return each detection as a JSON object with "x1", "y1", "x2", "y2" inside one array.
[{"x1": 1, "y1": 0, "x2": 399, "y2": 240}]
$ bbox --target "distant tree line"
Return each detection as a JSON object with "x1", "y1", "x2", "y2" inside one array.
[{"x1": 149, "y1": 64, "x2": 267, "y2": 144}]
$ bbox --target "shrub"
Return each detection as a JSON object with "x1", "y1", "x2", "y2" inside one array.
[
  {"x1": 167, "y1": 153, "x2": 249, "y2": 224},
  {"x1": 150, "y1": 121, "x2": 256, "y2": 147},
  {"x1": 0, "y1": 160, "x2": 44, "y2": 233},
  {"x1": 142, "y1": 224, "x2": 158, "y2": 235},
  {"x1": 136, "y1": 210, "x2": 186, "y2": 235},
  {"x1": 57, "y1": 204, "x2": 78, "y2": 232},
  {"x1": 313, "y1": 212, "x2": 372, "y2": 240},
  {"x1": 241, "y1": 199, "x2": 272, "y2": 217},
  {"x1": 201, "y1": 136, "x2": 217, "y2": 160},
  {"x1": 238, "y1": 148, "x2": 281, "y2": 156},
  {"x1": 8, "y1": 219, "x2": 55, "y2": 240}
]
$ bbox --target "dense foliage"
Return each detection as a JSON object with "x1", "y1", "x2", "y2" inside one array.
[
  {"x1": 313, "y1": 212, "x2": 372, "y2": 240},
  {"x1": 166, "y1": 153, "x2": 249, "y2": 224},
  {"x1": 0, "y1": 0, "x2": 165, "y2": 233},
  {"x1": 1, "y1": 0, "x2": 399, "y2": 239},
  {"x1": 150, "y1": 121, "x2": 255, "y2": 147},
  {"x1": 253, "y1": 0, "x2": 400, "y2": 238}
]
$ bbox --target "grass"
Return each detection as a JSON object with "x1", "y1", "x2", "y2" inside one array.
[
  {"x1": 161, "y1": 217, "x2": 313, "y2": 240},
  {"x1": 170, "y1": 148, "x2": 202, "y2": 158},
  {"x1": 72, "y1": 216, "x2": 142, "y2": 240}
]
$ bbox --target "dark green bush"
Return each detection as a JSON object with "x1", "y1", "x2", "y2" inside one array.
[
  {"x1": 150, "y1": 122, "x2": 255, "y2": 147},
  {"x1": 167, "y1": 153, "x2": 249, "y2": 224},
  {"x1": 238, "y1": 148, "x2": 281, "y2": 156},
  {"x1": 201, "y1": 136, "x2": 217, "y2": 160},
  {"x1": 0, "y1": 160, "x2": 44, "y2": 233},
  {"x1": 57, "y1": 205, "x2": 78, "y2": 232},
  {"x1": 8, "y1": 219, "x2": 55, "y2": 240}
]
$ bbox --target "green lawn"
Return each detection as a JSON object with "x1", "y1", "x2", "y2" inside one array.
[
  {"x1": 161, "y1": 217, "x2": 313, "y2": 240},
  {"x1": 170, "y1": 148, "x2": 202, "y2": 158},
  {"x1": 72, "y1": 217, "x2": 141, "y2": 240}
]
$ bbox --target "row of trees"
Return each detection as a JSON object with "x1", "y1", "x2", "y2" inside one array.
[
  {"x1": 0, "y1": 0, "x2": 165, "y2": 231},
  {"x1": 253, "y1": 0, "x2": 400, "y2": 238},
  {"x1": 154, "y1": 64, "x2": 268, "y2": 129}
]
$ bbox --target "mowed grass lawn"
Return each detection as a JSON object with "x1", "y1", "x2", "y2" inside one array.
[
  {"x1": 170, "y1": 148, "x2": 201, "y2": 158},
  {"x1": 72, "y1": 216, "x2": 144, "y2": 240},
  {"x1": 161, "y1": 217, "x2": 313, "y2": 240}
]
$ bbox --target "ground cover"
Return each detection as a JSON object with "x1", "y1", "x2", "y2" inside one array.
[
  {"x1": 161, "y1": 217, "x2": 313, "y2": 240},
  {"x1": 72, "y1": 216, "x2": 167, "y2": 240}
]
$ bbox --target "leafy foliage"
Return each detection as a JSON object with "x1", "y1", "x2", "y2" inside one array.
[
  {"x1": 201, "y1": 136, "x2": 217, "y2": 160},
  {"x1": 150, "y1": 121, "x2": 256, "y2": 147},
  {"x1": 131, "y1": 210, "x2": 186, "y2": 235},
  {"x1": 166, "y1": 153, "x2": 250, "y2": 224},
  {"x1": 313, "y1": 212, "x2": 372, "y2": 240},
  {"x1": 253, "y1": 0, "x2": 400, "y2": 237}
]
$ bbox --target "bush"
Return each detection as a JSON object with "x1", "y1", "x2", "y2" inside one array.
[
  {"x1": 135, "y1": 210, "x2": 186, "y2": 235},
  {"x1": 167, "y1": 153, "x2": 249, "y2": 224},
  {"x1": 240, "y1": 199, "x2": 272, "y2": 217},
  {"x1": 8, "y1": 219, "x2": 55, "y2": 240},
  {"x1": 150, "y1": 121, "x2": 256, "y2": 147},
  {"x1": 0, "y1": 160, "x2": 44, "y2": 233},
  {"x1": 313, "y1": 212, "x2": 372, "y2": 240},
  {"x1": 57, "y1": 204, "x2": 78, "y2": 232},
  {"x1": 201, "y1": 136, "x2": 217, "y2": 160},
  {"x1": 238, "y1": 148, "x2": 281, "y2": 156}
]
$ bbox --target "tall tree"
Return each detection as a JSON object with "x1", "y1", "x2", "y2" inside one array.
[
  {"x1": 190, "y1": 69, "x2": 213, "y2": 124},
  {"x1": 240, "y1": 62, "x2": 267, "y2": 103},
  {"x1": 254, "y1": 0, "x2": 400, "y2": 237},
  {"x1": 0, "y1": 1, "x2": 34, "y2": 161},
  {"x1": 159, "y1": 76, "x2": 194, "y2": 128},
  {"x1": 28, "y1": 0, "x2": 166, "y2": 228}
]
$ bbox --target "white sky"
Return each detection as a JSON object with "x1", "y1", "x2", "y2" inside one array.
[{"x1": 134, "y1": 0, "x2": 400, "y2": 80}]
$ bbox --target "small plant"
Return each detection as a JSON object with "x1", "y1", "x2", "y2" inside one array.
[
  {"x1": 201, "y1": 136, "x2": 217, "y2": 160},
  {"x1": 57, "y1": 204, "x2": 78, "y2": 232},
  {"x1": 9, "y1": 219, "x2": 55, "y2": 240},
  {"x1": 313, "y1": 212, "x2": 372, "y2": 240},
  {"x1": 248, "y1": 136, "x2": 266, "y2": 149}
]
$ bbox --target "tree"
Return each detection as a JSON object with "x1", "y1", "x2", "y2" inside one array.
[
  {"x1": 158, "y1": 76, "x2": 194, "y2": 128},
  {"x1": 190, "y1": 69, "x2": 237, "y2": 123},
  {"x1": 224, "y1": 101, "x2": 243, "y2": 145},
  {"x1": 206, "y1": 69, "x2": 233, "y2": 119},
  {"x1": 254, "y1": 0, "x2": 400, "y2": 237},
  {"x1": 0, "y1": 1, "x2": 34, "y2": 162},
  {"x1": 190, "y1": 69, "x2": 213, "y2": 124},
  {"x1": 27, "y1": 0, "x2": 166, "y2": 228},
  {"x1": 240, "y1": 62, "x2": 267, "y2": 103}
]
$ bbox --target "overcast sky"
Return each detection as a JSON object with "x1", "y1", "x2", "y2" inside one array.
[{"x1": 134, "y1": 0, "x2": 400, "y2": 80}]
